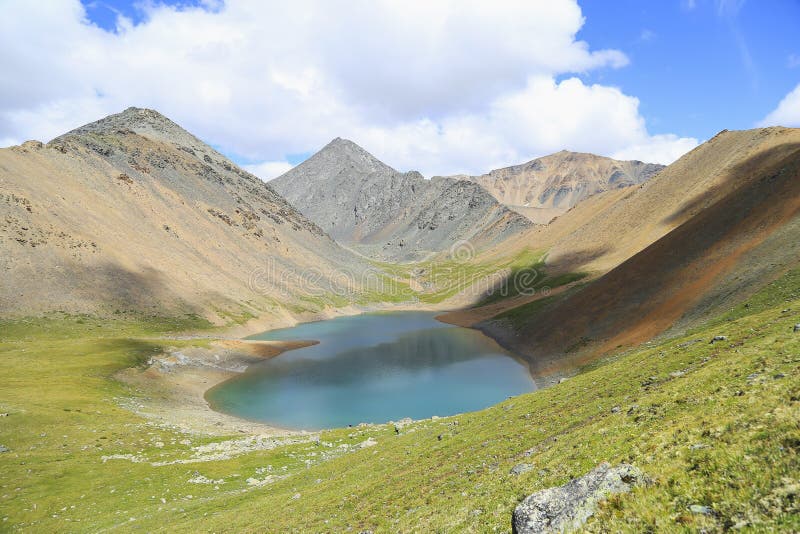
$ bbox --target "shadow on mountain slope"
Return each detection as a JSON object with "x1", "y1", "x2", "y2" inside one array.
[{"x1": 482, "y1": 142, "x2": 800, "y2": 377}]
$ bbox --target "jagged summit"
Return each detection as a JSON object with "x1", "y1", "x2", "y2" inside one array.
[{"x1": 271, "y1": 137, "x2": 531, "y2": 260}]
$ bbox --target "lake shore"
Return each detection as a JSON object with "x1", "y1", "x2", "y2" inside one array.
[
  {"x1": 120, "y1": 297, "x2": 556, "y2": 437},
  {"x1": 116, "y1": 338, "x2": 318, "y2": 437}
]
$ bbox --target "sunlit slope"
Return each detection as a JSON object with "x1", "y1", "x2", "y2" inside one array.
[
  {"x1": 483, "y1": 128, "x2": 800, "y2": 374},
  {"x1": 1, "y1": 268, "x2": 798, "y2": 532},
  {"x1": 0, "y1": 108, "x2": 377, "y2": 324}
]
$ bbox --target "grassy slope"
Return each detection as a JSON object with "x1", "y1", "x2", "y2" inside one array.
[
  {"x1": 370, "y1": 248, "x2": 585, "y2": 306},
  {"x1": 1, "y1": 272, "x2": 799, "y2": 532}
]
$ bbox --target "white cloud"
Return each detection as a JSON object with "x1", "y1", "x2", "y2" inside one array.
[
  {"x1": 758, "y1": 83, "x2": 800, "y2": 127},
  {"x1": 243, "y1": 160, "x2": 294, "y2": 181},
  {"x1": 611, "y1": 135, "x2": 700, "y2": 164},
  {"x1": 0, "y1": 0, "x2": 695, "y2": 177},
  {"x1": 352, "y1": 77, "x2": 698, "y2": 174}
]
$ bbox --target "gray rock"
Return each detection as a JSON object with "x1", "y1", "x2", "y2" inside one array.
[
  {"x1": 270, "y1": 138, "x2": 531, "y2": 261},
  {"x1": 510, "y1": 463, "x2": 534, "y2": 476},
  {"x1": 689, "y1": 504, "x2": 713, "y2": 516},
  {"x1": 610, "y1": 406, "x2": 621, "y2": 414},
  {"x1": 512, "y1": 463, "x2": 648, "y2": 534},
  {"x1": 710, "y1": 335, "x2": 727, "y2": 344},
  {"x1": 0, "y1": 445, "x2": 9, "y2": 453},
  {"x1": 793, "y1": 324, "x2": 800, "y2": 332}
]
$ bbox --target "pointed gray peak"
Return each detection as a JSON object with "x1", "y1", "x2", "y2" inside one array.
[
  {"x1": 294, "y1": 136, "x2": 399, "y2": 176},
  {"x1": 319, "y1": 137, "x2": 380, "y2": 158}
]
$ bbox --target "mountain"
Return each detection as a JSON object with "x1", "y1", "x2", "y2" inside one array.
[
  {"x1": 0, "y1": 108, "x2": 374, "y2": 323},
  {"x1": 450, "y1": 151, "x2": 663, "y2": 223},
  {"x1": 475, "y1": 127, "x2": 800, "y2": 375},
  {"x1": 270, "y1": 138, "x2": 531, "y2": 260}
]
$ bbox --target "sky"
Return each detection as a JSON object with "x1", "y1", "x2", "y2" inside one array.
[{"x1": 1, "y1": 0, "x2": 798, "y2": 180}]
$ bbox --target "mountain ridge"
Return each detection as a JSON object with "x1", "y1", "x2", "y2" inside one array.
[
  {"x1": 447, "y1": 150, "x2": 664, "y2": 223},
  {"x1": 270, "y1": 137, "x2": 532, "y2": 260},
  {"x1": 0, "y1": 108, "x2": 375, "y2": 324},
  {"x1": 473, "y1": 126, "x2": 800, "y2": 374}
]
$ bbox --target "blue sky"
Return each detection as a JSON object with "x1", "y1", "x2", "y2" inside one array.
[
  {"x1": 578, "y1": 0, "x2": 800, "y2": 141},
  {"x1": 2, "y1": 1, "x2": 799, "y2": 178},
  {"x1": 80, "y1": 0, "x2": 212, "y2": 30}
]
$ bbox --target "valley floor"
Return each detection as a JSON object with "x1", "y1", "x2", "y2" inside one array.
[{"x1": 1, "y1": 270, "x2": 799, "y2": 531}]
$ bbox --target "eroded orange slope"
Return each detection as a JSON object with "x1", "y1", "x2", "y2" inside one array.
[{"x1": 486, "y1": 136, "x2": 800, "y2": 375}]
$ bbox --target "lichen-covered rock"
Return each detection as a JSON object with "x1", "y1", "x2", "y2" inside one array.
[{"x1": 512, "y1": 462, "x2": 649, "y2": 534}]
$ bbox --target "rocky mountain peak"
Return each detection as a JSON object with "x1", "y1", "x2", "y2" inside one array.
[
  {"x1": 278, "y1": 137, "x2": 398, "y2": 182},
  {"x1": 53, "y1": 107, "x2": 184, "y2": 140},
  {"x1": 271, "y1": 138, "x2": 530, "y2": 259},
  {"x1": 48, "y1": 108, "x2": 227, "y2": 165}
]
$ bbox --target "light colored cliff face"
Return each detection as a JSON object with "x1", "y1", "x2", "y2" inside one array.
[
  {"x1": 453, "y1": 151, "x2": 663, "y2": 223},
  {"x1": 270, "y1": 138, "x2": 531, "y2": 261},
  {"x1": 0, "y1": 108, "x2": 373, "y2": 322}
]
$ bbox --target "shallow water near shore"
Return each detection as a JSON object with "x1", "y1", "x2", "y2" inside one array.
[{"x1": 206, "y1": 311, "x2": 535, "y2": 430}]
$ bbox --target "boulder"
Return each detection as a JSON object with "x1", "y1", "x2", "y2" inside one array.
[{"x1": 512, "y1": 463, "x2": 648, "y2": 534}]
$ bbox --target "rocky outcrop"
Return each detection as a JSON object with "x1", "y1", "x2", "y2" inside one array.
[
  {"x1": 512, "y1": 463, "x2": 649, "y2": 534},
  {"x1": 270, "y1": 138, "x2": 531, "y2": 260}
]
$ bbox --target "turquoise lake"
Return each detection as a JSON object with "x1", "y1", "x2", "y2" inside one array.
[{"x1": 206, "y1": 311, "x2": 535, "y2": 430}]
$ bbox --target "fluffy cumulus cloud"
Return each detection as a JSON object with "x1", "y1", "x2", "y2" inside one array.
[
  {"x1": 758, "y1": 84, "x2": 800, "y2": 128},
  {"x1": 0, "y1": 0, "x2": 698, "y2": 178}
]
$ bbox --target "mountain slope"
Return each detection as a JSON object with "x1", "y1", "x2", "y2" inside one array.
[
  {"x1": 479, "y1": 127, "x2": 800, "y2": 375},
  {"x1": 451, "y1": 150, "x2": 663, "y2": 223},
  {"x1": 270, "y1": 138, "x2": 531, "y2": 260},
  {"x1": 0, "y1": 108, "x2": 375, "y2": 323}
]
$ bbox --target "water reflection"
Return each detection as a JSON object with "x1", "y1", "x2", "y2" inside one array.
[{"x1": 207, "y1": 312, "x2": 534, "y2": 430}]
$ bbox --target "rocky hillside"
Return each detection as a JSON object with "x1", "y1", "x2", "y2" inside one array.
[
  {"x1": 270, "y1": 138, "x2": 531, "y2": 260},
  {"x1": 0, "y1": 108, "x2": 376, "y2": 323},
  {"x1": 477, "y1": 127, "x2": 800, "y2": 375},
  {"x1": 451, "y1": 151, "x2": 663, "y2": 223}
]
